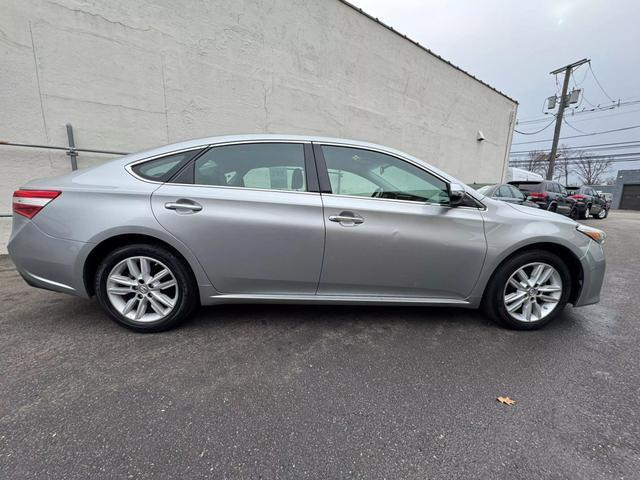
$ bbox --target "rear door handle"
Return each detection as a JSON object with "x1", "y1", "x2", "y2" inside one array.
[
  {"x1": 329, "y1": 212, "x2": 364, "y2": 225},
  {"x1": 164, "y1": 201, "x2": 202, "y2": 212}
]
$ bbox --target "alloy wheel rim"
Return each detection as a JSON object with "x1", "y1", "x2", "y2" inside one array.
[
  {"x1": 598, "y1": 208, "x2": 606, "y2": 218},
  {"x1": 503, "y1": 262, "x2": 562, "y2": 322},
  {"x1": 106, "y1": 256, "x2": 178, "y2": 323}
]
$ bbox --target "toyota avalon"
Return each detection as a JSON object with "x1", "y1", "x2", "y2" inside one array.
[{"x1": 8, "y1": 135, "x2": 606, "y2": 332}]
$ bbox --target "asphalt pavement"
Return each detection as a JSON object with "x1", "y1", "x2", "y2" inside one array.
[{"x1": 1, "y1": 211, "x2": 639, "y2": 479}]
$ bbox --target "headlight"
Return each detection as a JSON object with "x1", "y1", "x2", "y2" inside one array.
[{"x1": 577, "y1": 224, "x2": 606, "y2": 245}]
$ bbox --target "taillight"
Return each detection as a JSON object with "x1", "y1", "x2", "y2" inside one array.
[
  {"x1": 12, "y1": 189, "x2": 61, "y2": 219},
  {"x1": 528, "y1": 192, "x2": 548, "y2": 200}
]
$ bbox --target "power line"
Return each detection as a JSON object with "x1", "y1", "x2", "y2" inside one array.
[
  {"x1": 509, "y1": 150, "x2": 640, "y2": 163},
  {"x1": 511, "y1": 151, "x2": 640, "y2": 162},
  {"x1": 516, "y1": 99, "x2": 640, "y2": 125},
  {"x1": 510, "y1": 140, "x2": 640, "y2": 155},
  {"x1": 588, "y1": 62, "x2": 616, "y2": 102},
  {"x1": 511, "y1": 146, "x2": 640, "y2": 157},
  {"x1": 510, "y1": 156, "x2": 640, "y2": 166},
  {"x1": 513, "y1": 119, "x2": 556, "y2": 135},
  {"x1": 571, "y1": 65, "x2": 589, "y2": 88},
  {"x1": 581, "y1": 93, "x2": 600, "y2": 109},
  {"x1": 566, "y1": 107, "x2": 640, "y2": 123},
  {"x1": 512, "y1": 124, "x2": 640, "y2": 145},
  {"x1": 562, "y1": 117, "x2": 591, "y2": 135}
]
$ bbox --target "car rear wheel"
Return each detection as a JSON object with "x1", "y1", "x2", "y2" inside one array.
[
  {"x1": 95, "y1": 244, "x2": 198, "y2": 332},
  {"x1": 569, "y1": 207, "x2": 579, "y2": 219},
  {"x1": 595, "y1": 208, "x2": 608, "y2": 219},
  {"x1": 482, "y1": 250, "x2": 571, "y2": 330}
]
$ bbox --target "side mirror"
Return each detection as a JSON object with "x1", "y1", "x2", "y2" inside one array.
[{"x1": 448, "y1": 183, "x2": 466, "y2": 207}]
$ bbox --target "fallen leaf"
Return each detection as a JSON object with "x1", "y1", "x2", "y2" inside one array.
[{"x1": 497, "y1": 396, "x2": 516, "y2": 406}]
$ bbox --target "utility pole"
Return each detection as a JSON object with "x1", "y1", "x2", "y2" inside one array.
[{"x1": 547, "y1": 58, "x2": 589, "y2": 180}]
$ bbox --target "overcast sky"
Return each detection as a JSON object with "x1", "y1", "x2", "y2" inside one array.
[{"x1": 353, "y1": 0, "x2": 640, "y2": 182}]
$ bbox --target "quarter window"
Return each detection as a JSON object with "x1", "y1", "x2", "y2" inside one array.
[
  {"x1": 194, "y1": 143, "x2": 307, "y2": 192},
  {"x1": 321, "y1": 146, "x2": 449, "y2": 204},
  {"x1": 131, "y1": 150, "x2": 200, "y2": 182}
]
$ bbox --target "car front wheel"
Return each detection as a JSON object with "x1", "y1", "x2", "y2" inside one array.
[
  {"x1": 482, "y1": 250, "x2": 571, "y2": 330},
  {"x1": 95, "y1": 244, "x2": 198, "y2": 332}
]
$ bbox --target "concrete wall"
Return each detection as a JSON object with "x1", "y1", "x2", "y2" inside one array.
[
  {"x1": 0, "y1": 0, "x2": 516, "y2": 218},
  {"x1": 612, "y1": 169, "x2": 640, "y2": 209}
]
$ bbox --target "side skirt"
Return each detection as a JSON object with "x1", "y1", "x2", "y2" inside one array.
[{"x1": 203, "y1": 294, "x2": 474, "y2": 308}]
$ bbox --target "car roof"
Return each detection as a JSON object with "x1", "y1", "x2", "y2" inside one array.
[{"x1": 128, "y1": 133, "x2": 406, "y2": 156}]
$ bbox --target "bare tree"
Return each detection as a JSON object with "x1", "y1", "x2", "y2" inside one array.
[
  {"x1": 523, "y1": 150, "x2": 549, "y2": 177},
  {"x1": 574, "y1": 153, "x2": 613, "y2": 185},
  {"x1": 553, "y1": 144, "x2": 574, "y2": 186}
]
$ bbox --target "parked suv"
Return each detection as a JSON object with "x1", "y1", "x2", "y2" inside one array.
[
  {"x1": 509, "y1": 180, "x2": 575, "y2": 216},
  {"x1": 598, "y1": 192, "x2": 613, "y2": 210},
  {"x1": 476, "y1": 183, "x2": 539, "y2": 208},
  {"x1": 566, "y1": 186, "x2": 609, "y2": 219}
]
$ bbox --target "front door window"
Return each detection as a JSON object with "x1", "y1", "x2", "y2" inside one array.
[{"x1": 321, "y1": 146, "x2": 449, "y2": 204}]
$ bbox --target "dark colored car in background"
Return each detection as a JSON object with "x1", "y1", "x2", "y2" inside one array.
[
  {"x1": 597, "y1": 191, "x2": 613, "y2": 210},
  {"x1": 476, "y1": 183, "x2": 540, "y2": 208},
  {"x1": 509, "y1": 180, "x2": 575, "y2": 216},
  {"x1": 566, "y1": 186, "x2": 609, "y2": 219}
]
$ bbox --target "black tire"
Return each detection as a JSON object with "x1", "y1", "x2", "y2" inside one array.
[
  {"x1": 95, "y1": 243, "x2": 199, "y2": 332},
  {"x1": 580, "y1": 204, "x2": 591, "y2": 220},
  {"x1": 481, "y1": 250, "x2": 571, "y2": 330},
  {"x1": 569, "y1": 207, "x2": 579, "y2": 220},
  {"x1": 547, "y1": 203, "x2": 557, "y2": 213},
  {"x1": 593, "y1": 207, "x2": 608, "y2": 220}
]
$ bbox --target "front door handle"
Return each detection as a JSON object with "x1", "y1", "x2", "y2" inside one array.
[
  {"x1": 329, "y1": 212, "x2": 364, "y2": 225},
  {"x1": 165, "y1": 200, "x2": 202, "y2": 212}
]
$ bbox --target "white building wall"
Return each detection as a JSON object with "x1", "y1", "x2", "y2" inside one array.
[{"x1": 0, "y1": 0, "x2": 517, "y2": 221}]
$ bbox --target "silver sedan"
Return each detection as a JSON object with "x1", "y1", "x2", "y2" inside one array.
[{"x1": 8, "y1": 135, "x2": 606, "y2": 332}]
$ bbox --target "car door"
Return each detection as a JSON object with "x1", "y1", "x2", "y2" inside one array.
[
  {"x1": 562, "y1": 184, "x2": 576, "y2": 214},
  {"x1": 151, "y1": 142, "x2": 325, "y2": 295},
  {"x1": 589, "y1": 188, "x2": 603, "y2": 214},
  {"x1": 553, "y1": 183, "x2": 570, "y2": 215},
  {"x1": 314, "y1": 144, "x2": 486, "y2": 299}
]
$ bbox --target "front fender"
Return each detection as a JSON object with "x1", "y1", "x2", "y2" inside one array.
[{"x1": 466, "y1": 202, "x2": 591, "y2": 306}]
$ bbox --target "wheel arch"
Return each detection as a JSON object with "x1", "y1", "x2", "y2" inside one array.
[
  {"x1": 83, "y1": 233, "x2": 203, "y2": 297},
  {"x1": 480, "y1": 242, "x2": 584, "y2": 305}
]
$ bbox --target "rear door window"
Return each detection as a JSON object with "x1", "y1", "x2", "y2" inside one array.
[{"x1": 193, "y1": 143, "x2": 308, "y2": 192}]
